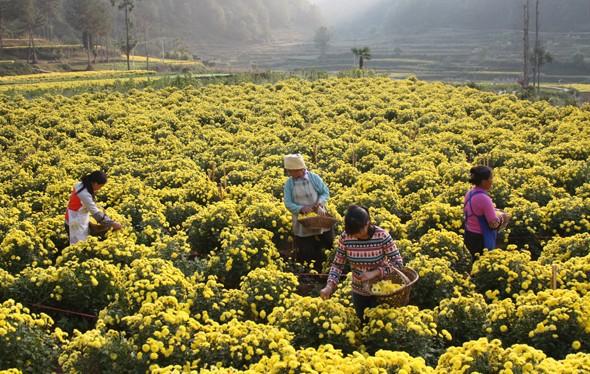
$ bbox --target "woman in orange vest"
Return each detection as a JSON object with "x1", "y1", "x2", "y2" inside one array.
[{"x1": 65, "y1": 171, "x2": 122, "y2": 245}]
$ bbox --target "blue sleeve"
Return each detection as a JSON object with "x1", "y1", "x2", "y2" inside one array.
[
  {"x1": 312, "y1": 173, "x2": 330, "y2": 205},
  {"x1": 283, "y1": 179, "x2": 302, "y2": 214}
]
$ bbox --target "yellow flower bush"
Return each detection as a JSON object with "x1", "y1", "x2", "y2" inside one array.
[
  {"x1": 471, "y1": 248, "x2": 551, "y2": 301},
  {"x1": 538, "y1": 233, "x2": 590, "y2": 264},
  {"x1": 56, "y1": 235, "x2": 156, "y2": 266},
  {"x1": 543, "y1": 197, "x2": 590, "y2": 237},
  {"x1": 435, "y1": 338, "x2": 549, "y2": 374},
  {"x1": 151, "y1": 233, "x2": 195, "y2": 272},
  {"x1": 413, "y1": 229, "x2": 472, "y2": 274},
  {"x1": 368, "y1": 207, "x2": 406, "y2": 240},
  {"x1": 1, "y1": 76, "x2": 590, "y2": 371},
  {"x1": 100, "y1": 258, "x2": 194, "y2": 325},
  {"x1": 185, "y1": 200, "x2": 242, "y2": 255},
  {"x1": 268, "y1": 296, "x2": 360, "y2": 353},
  {"x1": 405, "y1": 202, "x2": 463, "y2": 240},
  {"x1": 208, "y1": 227, "x2": 280, "y2": 288},
  {"x1": 58, "y1": 325, "x2": 139, "y2": 374},
  {"x1": 363, "y1": 305, "x2": 443, "y2": 364},
  {"x1": 0, "y1": 70, "x2": 154, "y2": 85},
  {"x1": 537, "y1": 352, "x2": 590, "y2": 373},
  {"x1": 190, "y1": 319, "x2": 293, "y2": 370},
  {"x1": 0, "y1": 269, "x2": 15, "y2": 301},
  {"x1": 332, "y1": 175, "x2": 401, "y2": 216},
  {"x1": 331, "y1": 272, "x2": 354, "y2": 308},
  {"x1": 10, "y1": 258, "x2": 124, "y2": 314},
  {"x1": 249, "y1": 344, "x2": 435, "y2": 373},
  {"x1": 119, "y1": 296, "x2": 200, "y2": 367},
  {"x1": 508, "y1": 289, "x2": 590, "y2": 359},
  {"x1": 434, "y1": 294, "x2": 489, "y2": 345},
  {"x1": 0, "y1": 300, "x2": 60, "y2": 373},
  {"x1": 559, "y1": 256, "x2": 590, "y2": 296},
  {"x1": 187, "y1": 275, "x2": 248, "y2": 323},
  {"x1": 239, "y1": 267, "x2": 298, "y2": 322},
  {"x1": 242, "y1": 201, "x2": 291, "y2": 242},
  {"x1": 408, "y1": 254, "x2": 475, "y2": 309},
  {"x1": 0, "y1": 221, "x2": 49, "y2": 273},
  {"x1": 504, "y1": 197, "x2": 544, "y2": 257},
  {"x1": 514, "y1": 175, "x2": 568, "y2": 207}
]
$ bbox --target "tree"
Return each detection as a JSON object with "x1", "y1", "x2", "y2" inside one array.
[
  {"x1": 572, "y1": 53, "x2": 585, "y2": 67},
  {"x1": 111, "y1": 0, "x2": 138, "y2": 70},
  {"x1": 16, "y1": 0, "x2": 58, "y2": 64},
  {"x1": 314, "y1": 26, "x2": 330, "y2": 58},
  {"x1": 530, "y1": 47, "x2": 552, "y2": 90},
  {"x1": 0, "y1": 0, "x2": 17, "y2": 49},
  {"x1": 351, "y1": 47, "x2": 371, "y2": 69},
  {"x1": 65, "y1": 0, "x2": 110, "y2": 70},
  {"x1": 135, "y1": 1, "x2": 158, "y2": 70}
]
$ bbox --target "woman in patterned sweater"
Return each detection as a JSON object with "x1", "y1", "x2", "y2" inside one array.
[{"x1": 320, "y1": 205, "x2": 403, "y2": 321}]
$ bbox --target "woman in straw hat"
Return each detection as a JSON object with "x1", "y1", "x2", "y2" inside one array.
[{"x1": 283, "y1": 154, "x2": 333, "y2": 271}]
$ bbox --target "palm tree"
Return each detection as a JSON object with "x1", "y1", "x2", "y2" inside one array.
[{"x1": 351, "y1": 47, "x2": 371, "y2": 69}]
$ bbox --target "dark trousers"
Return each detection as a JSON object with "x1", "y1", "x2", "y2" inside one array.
[
  {"x1": 464, "y1": 230, "x2": 484, "y2": 260},
  {"x1": 352, "y1": 292, "x2": 378, "y2": 323},
  {"x1": 294, "y1": 229, "x2": 334, "y2": 272}
]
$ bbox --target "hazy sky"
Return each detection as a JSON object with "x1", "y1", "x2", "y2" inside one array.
[{"x1": 311, "y1": 0, "x2": 385, "y2": 25}]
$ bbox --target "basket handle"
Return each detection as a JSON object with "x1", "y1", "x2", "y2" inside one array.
[
  {"x1": 385, "y1": 266, "x2": 411, "y2": 285},
  {"x1": 362, "y1": 266, "x2": 411, "y2": 293}
]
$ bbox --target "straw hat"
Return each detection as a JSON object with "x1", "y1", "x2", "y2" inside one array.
[{"x1": 284, "y1": 154, "x2": 307, "y2": 170}]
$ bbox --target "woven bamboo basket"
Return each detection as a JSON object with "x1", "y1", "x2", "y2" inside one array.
[
  {"x1": 365, "y1": 266, "x2": 419, "y2": 307},
  {"x1": 89, "y1": 222, "x2": 110, "y2": 236},
  {"x1": 297, "y1": 214, "x2": 338, "y2": 230}
]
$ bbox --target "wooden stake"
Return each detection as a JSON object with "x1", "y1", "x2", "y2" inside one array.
[{"x1": 551, "y1": 263, "x2": 558, "y2": 289}]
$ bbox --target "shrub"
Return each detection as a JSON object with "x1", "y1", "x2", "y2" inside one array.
[
  {"x1": 363, "y1": 305, "x2": 443, "y2": 365},
  {"x1": 0, "y1": 300, "x2": 61, "y2": 373},
  {"x1": 471, "y1": 248, "x2": 551, "y2": 301},
  {"x1": 406, "y1": 202, "x2": 463, "y2": 240},
  {"x1": 408, "y1": 255, "x2": 475, "y2": 309},
  {"x1": 208, "y1": 227, "x2": 280, "y2": 288},
  {"x1": 268, "y1": 296, "x2": 360, "y2": 353},
  {"x1": 539, "y1": 233, "x2": 590, "y2": 264},
  {"x1": 185, "y1": 200, "x2": 242, "y2": 255},
  {"x1": 190, "y1": 319, "x2": 293, "y2": 370},
  {"x1": 434, "y1": 294, "x2": 488, "y2": 346},
  {"x1": 239, "y1": 266, "x2": 298, "y2": 322}
]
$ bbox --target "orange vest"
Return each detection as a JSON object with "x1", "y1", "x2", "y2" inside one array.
[{"x1": 64, "y1": 186, "x2": 84, "y2": 222}]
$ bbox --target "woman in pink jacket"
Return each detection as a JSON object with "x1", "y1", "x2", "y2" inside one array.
[{"x1": 463, "y1": 166, "x2": 509, "y2": 259}]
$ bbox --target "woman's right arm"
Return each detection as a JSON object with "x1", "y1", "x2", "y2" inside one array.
[
  {"x1": 479, "y1": 195, "x2": 501, "y2": 229},
  {"x1": 321, "y1": 236, "x2": 346, "y2": 299}
]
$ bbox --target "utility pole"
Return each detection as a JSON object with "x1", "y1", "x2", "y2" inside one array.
[
  {"x1": 523, "y1": 0, "x2": 530, "y2": 89},
  {"x1": 144, "y1": 24, "x2": 149, "y2": 70},
  {"x1": 534, "y1": 0, "x2": 540, "y2": 90},
  {"x1": 125, "y1": 4, "x2": 131, "y2": 70}
]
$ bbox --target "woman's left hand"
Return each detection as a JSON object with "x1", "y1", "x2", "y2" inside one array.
[{"x1": 359, "y1": 269, "x2": 381, "y2": 282}]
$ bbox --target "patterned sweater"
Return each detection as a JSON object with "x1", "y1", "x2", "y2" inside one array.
[{"x1": 327, "y1": 226, "x2": 403, "y2": 296}]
